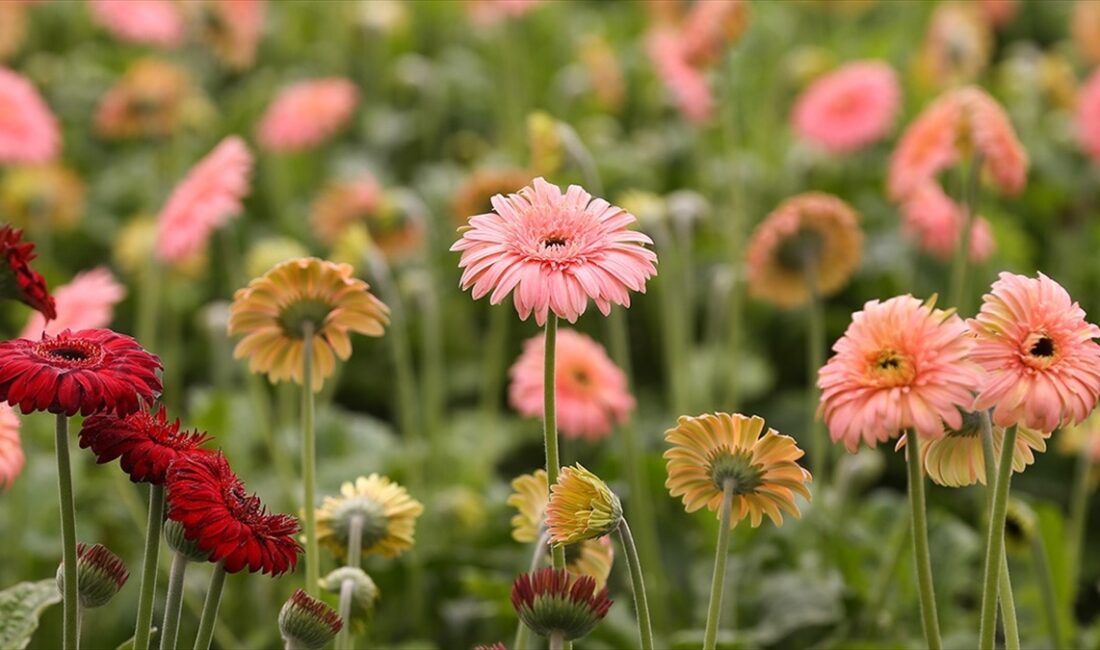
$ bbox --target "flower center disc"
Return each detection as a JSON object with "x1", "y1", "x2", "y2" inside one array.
[
  {"x1": 775, "y1": 227, "x2": 824, "y2": 272},
  {"x1": 869, "y1": 348, "x2": 915, "y2": 387},
  {"x1": 707, "y1": 448, "x2": 764, "y2": 495},
  {"x1": 1024, "y1": 332, "x2": 1057, "y2": 368},
  {"x1": 35, "y1": 340, "x2": 104, "y2": 369},
  {"x1": 277, "y1": 299, "x2": 334, "y2": 338}
]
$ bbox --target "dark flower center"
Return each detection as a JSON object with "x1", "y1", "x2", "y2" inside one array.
[
  {"x1": 35, "y1": 339, "x2": 104, "y2": 368},
  {"x1": 870, "y1": 348, "x2": 916, "y2": 387},
  {"x1": 542, "y1": 237, "x2": 568, "y2": 249},
  {"x1": 50, "y1": 348, "x2": 88, "y2": 361},
  {"x1": 775, "y1": 227, "x2": 824, "y2": 272},
  {"x1": 1029, "y1": 336, "x2": 1055, "y2": 358}
]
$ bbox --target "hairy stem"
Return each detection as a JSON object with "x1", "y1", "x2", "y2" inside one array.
[
  {"x1": 979, "y1": 425, "x2": 1018, "y2": 650},
  {"x1": 134, "y1": 484, "x2": 165, "y2": 650},
  {"x1": 193, "y1": 561, "x2": 226, "y2": 650},
  {"x1": 158, "y1": 552, "x2": 188, "y2": 650},
  {"x1": 905, "y1": 432, "x2": 942, "y2": 650},
  {"x1": 543, "y1": 316, "x2": 566, "y2": 570},
  {"x1": 703, "y1": 480, "x2": 735, "y2": 650},
  {"x1": 302, "y1": 322, "x2": 320, "y2": 597},
  {"x1": 618, "y1": 520, "x2": 654, "y2": 650},
  {"x1": 55, "y1": 415, "x2": 79, "y2": 650}
]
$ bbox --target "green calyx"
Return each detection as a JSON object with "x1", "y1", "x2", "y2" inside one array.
[
  {"x1": 331, "y1": 498, "x2": 390, "y2": 552},
  {"x1": 277, "y1": 299, "x2": 332, "y2": 338},
  {"x1": 708, "y1": 448, "x2": 765, "y2": 495}
]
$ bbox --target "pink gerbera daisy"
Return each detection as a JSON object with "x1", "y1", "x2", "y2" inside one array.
[
  {"x1": 21, "y1": 267, "x2": 126, "y2": 339},
  {"x1": 508, "y1": 328, "x2": 634, "y2": 441},
  {"x1": 1076, "y1": 68, "x2": 1100, "y2": 164},
  {"x1": 156, "y1": 136, "x2": 253, "y2": 264},
  {"x1": 256, "y1": 78, "x2": 359, "y2": 153},
  {"x1": 0, "y1": 403, "x2": 23, "y2": 490},
  {"x1": 88, "y1": 0, "x2": 185, "y2": 48},
  {"x1": 645, "y1": 28, "x2": 714, "y2": 124},
  {"x1": 819, "y1": 295, "x2": 983, "y2": 452},
  {"x1": 970, "y1": 272, "x2": 1100, "y2": 432},
  {"x1": 0, "y1": 66, "x2": 59, "y2": 165},
  {"x1": 451, "y1": 177, "x2": 657, "y2": 326},
  {"x1": 901, "y1": 183, "x2": 995, "y2": 262},
  {"x1": 791, "y1": 60, "x2": 901, "y2": 154}
]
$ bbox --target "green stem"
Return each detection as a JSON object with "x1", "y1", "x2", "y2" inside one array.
[
  {"x1": 548, "y1": 632, "x2": 564, "y2": 650},
  {"x1": 335, "y1": 515, "x2": 364, "y2": 650},
  {"x1": 948, "y1": 154, "x2": 983, "y2": 311},
  {"x1": 1032, "y1": 529, "x2": 1067, "y2": 650},
  {"x1": 905, "y1": 431, "x2": 942, "y2": 650},
  {"x1": 158, "y1": 552, "x2": 188, "y2": 650},
  {"x1": 805, "y1": 265, "x2": 827, "y2": 488},
  {"x1": 979, "y1": 425, "x2": 1018, "y2": 650},
  {"x1": 703, "y1": 480, "x2": 735, "y2": 650},
  {"x1": 302, "y1": 321, "x2": 320, "y2": 597},
  {"x1": 514, "y1": 530, "x2": 551, "y2": 650},
  {"x1": 979, "y1": 414, "x2": 1019, "y2": 650},
  {"x1": 542, "y1": 315, "x2": 565, "y2": 571},
  {"x1": 134, "y1": 484, "x2": 166, "y2": 650},
  {"x1": 618, "y1": 521, "x2": 654, "y2": 650},
  {"x1": 1067, "y1": 439, "x2": 1092, "y2": 613},
  {"x1": 55, "y1": 414, "x2": 79, "y2": 650},
  {"x1": 137, "y1": 261, "x2": 161, "y2": 356},
  {"x1": 193, "y1": 561, "x2": 226, "y2": 650}
]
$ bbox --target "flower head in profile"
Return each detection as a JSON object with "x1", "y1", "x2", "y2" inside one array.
[
  {"x1": 56, "y1": 543, "x2": 129, "y2": 609},
  {"x1": 511, "y1": 567, "x2": 612, "y2": 642},
  {"x1": 970, "y1": 272, "x2": 1100, "y2": 432},
  {"x1": 88, "y1": 0, "x2": 185, "y2": 47},
  {"x1": 745, "y1": 192, "x2": 863, "y2": 308},
  {"x1": 21, "y1": 268, "x2": 126, "y2": 339},
  {"x1": 0, "y1": 404, "x2": 24, "y2": 490},
  {"x1": 791, "y1": 60, "x2": 900, "y2": 154},
  {"x1": 157, "y1": 136, "x2": 253, "y2": 264},
  {"x1": 228, "y1": 258, "x2": 390, "y2": 390},
  {"x1": 1, "y1": 224, "x2": 55, "y2": 319},
  {"x1": 452, "y1": 177, "x2": 657, "y2": 326},
  {"x1": 315, "y1": 474, "x2": 424, "y2": 560},
  {"x1": 0, "y1": 66, "x2": 60, "y2": 165},
  {"x1": 564, "y1": 536, "x2": 614, "y2": 589},
  {"x1": 509, "y1": 328, "x2": 634, "y2": 441},
  {"x1": 166, "y1": 452, "x2": 301, "y2": 575},
  {"x1": 0, "y1": 164, "x2": 85, "y2": 232},
  {"x1": 257, "y1": 78, "x2": 359, "y2": 153},
  {"x1": 545, "y1": 464, "x2": 621, "y2": 545},
  {"x1": 0, "y1": 328, "x2": 162, "y2": 417},
  {"x1": 279, "y1": 589, "x2": 342, "y2": 650},
  {"x1": 451, "y1": 169, "x2": 532, "y2": 226},
  {"x1": 1077, "y1": 69, "x2": 1100, "y2": 164},
  {"x1": 79, "y1": 406, "x2": 209, "y2": 484},
  {"x1": 507, "y1": 469, "x2": 549, "y2": 543},
  {"x1": 190, "y1": 0, "x2": 266, "y2": 70},
  {"x1": 819, "y1": 296, "x2": 982, "y2": 451},
  {"x1": 94, "y1": 59, "x2": 198, "y2": 140},
  {"x1": 901, "y1": 183, "x2": 995, "y2": 262}
]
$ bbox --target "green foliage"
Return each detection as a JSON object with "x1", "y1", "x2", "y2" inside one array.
[{"x1": 0, "y1": 580, "x2": 62, "y2": 650}]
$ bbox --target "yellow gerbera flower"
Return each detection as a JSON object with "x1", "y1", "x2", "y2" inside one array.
[
  {"x1": 315, "y1": 474, "x2": 423, "y2": 560},
  {"x1": 507, "y1": 470, "x2": 550, "y2": 543},
  {"x1": 908, "y1": 411, "x2": 1048, "y2": 488},
  {"x1": 564, "y1": 536, "x2": 614, "y2": 589},
  {"x1": 545, "y1": 464, "x2": 622, "y2": 545}
]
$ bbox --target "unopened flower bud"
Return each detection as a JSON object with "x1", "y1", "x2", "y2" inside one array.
[
  {"x1": 278, "y1": 588, "x2": 342, "y2": 650},
  {"x1": 56, "y1": 543, "x2": 129, "y2": 608},
  {"x1": 320, "y1": 567, "x2": 379, "y2": 621},
  {"x1": 164, "y1": 519, "x2": 211, "y2": 563}
]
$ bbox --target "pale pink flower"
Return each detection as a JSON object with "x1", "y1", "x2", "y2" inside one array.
[
  {"x1": 156, "y1": 136, "x2": 253, "y2": 263},
  {"x1": 887, "y1": 92, "x2": 962, "y2": 201},
  {"x1": 88, "y1": 0, "x2": 185, "y2": 48},
  {"x1": 679, "y1": 0, "x2": 749, "y2": 66},
  {"x1": 818, "y1": 295, "x2": 983, "y2": 452},
  {"x1": 466, "y1": 0, "x2": 542, "y2": 26},
  {"x1": 791, "y1": 60, "x2": 900, "y2": 154},
  {"x1": 964, "y1": 87, "x2": 1028, "y2": 196},
  {"x1": 451, "y1": 177, "x2": 657, "y2": 326},
  {"x1": 1076, "y1": 68, "x2": 1100, "y2": 164},
  {"x1": 645, "y1": 28, "x2": 713, "y2": 124},
  {"x1": 0, "y1": 66, "x2": 60, "y2": 164},
  {"x1": 0, "y1": 403, "x2": 22, "y2": 490},
  {"x1": 901, "y1": 183, "x2": 995, "y2": 262},
  {"x1": 970, "y1": 272, "x2": 1100, "y2": 432},
  {"x1": 21, "y1": 267, "x2": 126, "y2": 339},
  {"x1": 509, "y1": 328, "x2": 634, "y2": 441},
  {"x1": 256, "y1": 78, "x2": 359, "y2": 153}
]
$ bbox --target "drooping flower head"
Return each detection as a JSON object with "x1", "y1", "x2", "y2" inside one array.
[
  {"x1": 79, "y1": 406, "x2": 209, "y2": 484},
  {"x1": 310, "y1": 174, "x2": 383, "y2": 246},
  {"x1": 228, "y1": 257, "x2": 390, "y2": 390},
  {"x1": 510, "y1": 567, "x2": 612, "y2": 642},
  {"x1": 21, "y1": 268, "x2": 126, "y2": 339},
  {"x1": 56, "y1": 543, "x2": 129, "y2": 609},
  {"x1": 166, "y1": 452, "x2": 301, "y2": 575},
  {"x1": 0, "y1": 404, "x2": 24, "y2": 490},
  {"x1": 190, "y1": 0, "x2": 266, "y2": 70},
  {"x1": 1076, "y1": 68, "x2": 1100, "y2": 165},
  {"x1": 508, "y1": 328, "x2": 634, "y2": 441},
  {"x1": 0, "y1": 224, "x2": 55, "y2": 319},
  {"x1": 257, "y1": 78, "x2": 359, "y2": 153},
  {"x1": 278, "y1": 589, "x2": 343, "y2": 650},
  {"x1": 0, "y1": 328, "x2": 162, "y2": 417},
  {"x1": 312, "y1": 179, "x2": 424, "y2": 261},
  {"x1": 88, "y1": 0, "x2": 185, "y2": 47},
  {"x1": 157, "y1": 136, "x2": 253, "y2": 264},
  {"x1": 970, "y1": 272, "x2": 1100, "y2": 432},
  {"x1": 745, "y1": 192, "x2": 863, "y2": 308},
  {"x1": 318, "y1": 567, "x2": 379, "y2": 625},
  {"x1": 315, "y1": 474, "x2": 424, "y2": 560},
  {"x1": 0, "y1": 66, "x2": 60, "y2": 164},
  {"x1": 451, "y1": 169, "x2": 532, "y2": 226},
  {"x1": 95, "y1": 59, "x2": 198, "y2": 140},
  {"x1": 915, "y1": 2, "x2": 992, "y2": 88},
  {"x1": 901, "y1": 183, "x2": 995, "y2": 262},
  {"x1": 545, "y1": 464, "x2": 622, "y2": 545},
  {"x1": 451, "y1": 177, "x2": 657, "y2": 326},
  {"x1": 818, "y1": 296, "x2": 983, "y2": 451},
  {"x1": 0, "y1": 164, "x2": 85, "y2": 232},
  {"x1": 791, "y1": 60, "x2": 900, "y2": 154},
  {"x1": 664, "y1": 413, "x2": 811, "y2": 527}
]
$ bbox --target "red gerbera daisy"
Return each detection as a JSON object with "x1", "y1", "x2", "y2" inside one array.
[
  {"x1": 79, "y1": 406, "x2": 209, "y2": 484},
  {"x1": 165, "y1": 452, "x2": 301, "y2": 576},
  {"x1": 1, "y1": 224, "x2": 56, "y2": 319},
  {"x1": 0, "y1": 328, "x2": 162, "y2": 417}
]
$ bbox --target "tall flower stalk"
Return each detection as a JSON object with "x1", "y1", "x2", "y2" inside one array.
[
  {"x1": 193, "y1": 562, "x2": 227, "y2": 650},
  {"x1": 978, "y1": 425, "x2": 1017, "y2": 649},
  {"x1": 55, "y1": 414, "x2": 79, "y2": 650},
  {"x1": 133, "y1": 484, "x2": 165, "y2": 650},
  {"x1": 947, "y1": 154, "x2": 983, "y2": 310},
  {"x1": 904, "y1": 431, "x2": 942, "y2": 650},
  {"x1": 542, "y1": 315, "x2": 565, "y2": 571},
  {"x1": 301, "y1": 320, "x2": 319, "y2": 595},
  {"x1": 617, "y1": 521, "x2": 653, "y2": 650},
  {"x1": 702, "y1": 480, "x2": 734, "y2": 650}
]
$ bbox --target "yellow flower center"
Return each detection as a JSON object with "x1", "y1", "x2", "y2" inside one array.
[
  {"x1": 277, "y1": 299, "x2": 334, "y2": 338},
  {"x1": 707, "y1": 448, "x2": 764, "y2": 495},
  {"x1": 869, "y1": 348, "x2": 916, "y2": 387}
]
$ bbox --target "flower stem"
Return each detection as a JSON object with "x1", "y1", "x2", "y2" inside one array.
[
  {"x1": 159, "y1": 552, "x2": 188, "y2": 650},
  {"x1": 548, "y1": 632, "x2": 564, "y2": 650},
  {"x1": 543, "y1": 315, "x2": 566, "y2": 571},
  {"x1": 804, "y1": 263, "x2": 827, "y2": 488},
  {"x1": 335, "y1": 514, "x2": 364, "y2": 650},
  {"x1": 302, "y1": 321, "x2": 320, "y2": 597},
  {"x1": 134, "y1": 483, "x2": 165, "y2": 650},
  {"x1": 978, "y1": 413, "x2": 1019, "y2": 650},
  {"x1": 55, "y1": 414, "x2": 79, "y2": 650},
  {"x1": 193, "y1": 561, "x2": 226, "y2": 650},
  {"x1": 905, "y1": 431, "x2": 942, "y2": 650},
  {"x1": 948, "y1": 153, "x2": 983, "y2": 311},
  {"x1": 1032, "y1": 529, "x2": 1067, "y2": 649},
  {"x1": 618, "y1": 520, "x2": 654, "y2": 650},
  {"x1": 514, "y1": 530, "x2": 551, "y2": 650},
  {"x1": 979, "y1": 425, "x2": 1018, "y2": 650},
  {"x1": 703, "y1": 480, "x2": 735, "y2": 650}
]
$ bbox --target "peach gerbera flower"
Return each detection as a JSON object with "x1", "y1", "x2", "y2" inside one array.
[
  {"x1": 970, "y1": 272, "x2": 1100, "y2": 432},
  {"x1": 745, "y1": 192, "x2": 863, "y2": 309},
  {"x1": 256, "y1": 78, "x2": 359, "y2": 153},
  {"x1": 901, "y1": 183, "x2": 995, "y2": 262},
  {"x1": 451, "y1": 177, "x2": 657, "y2": 326},
  {"x1": 508, "y1": 328, "x2": 634, "y2": 441},
  {"x1": 0, "y1": 66, "x2": 59, "y2": 165},
  {"x1": 1072, "y1": 1, "x2": 1100, "y2": 66},
  {"x1": 791, "y1": 60, "x2": 900, "y2": 154},
  {"x1": 190, "y1": 0, "x2": 266, "y2": 71},
  {"x1": 21, "y1": 268, "x2": 126, "y2": 339},
  {"x1": 645, "y1": 28, "x2": 714, "y2": 124},
  {"x1": 88, "y1": 0, "x2": 185, "y2": 48},
  {"x1": 678, "y1": 0, "x2": 749, "y2": 66},
  {"x1": 1077, "y1": 69, "x2": 1100, "y2": 164},
  {"x1": 819, "y1": 295, "x2": 984, "y2": 452},
  {"x1": 156, "y1": 136, "x2": 253, "y2": 264},
  {"x1": 0, "y1": 403, "x2": 23, "y2": 490},
  {"x1": 94, "y1": 58, "x2": 196, "y2": 140}
]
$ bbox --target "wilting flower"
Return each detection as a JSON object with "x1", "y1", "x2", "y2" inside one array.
[
  {"x1": 819, "y1": 296, "x2": 983, "y2": 451},
  {"x1": 166, "y1": 452, "x2": 301, "y2": 575},
  {"x1": 1072, "y1": 1, "x2": 1100, "y2": 66},
  {"x1": 94, "y1": 59, "x2": 198, "y2": 140},
  {"x1": 0, "y1": 328, "x2": 162, "y2": 417},
  {"x1": 21, "y1": 268, "x2": 126, "y2": 339},
  {"x1": 1077, "y1": 69, "x2": 1100, "y2": 164},
  {"x1": 646, "y1": 27, "x2": 714, "y2": 124},
  {"x1": 0, "y1": 404, "x2": 24, "y2": 490},
  {"x1": 915, "y1": 2, "x2": 992, "y2": 88},
  {"x1": 509, "y1": 329, "x2": 634, "y2": 441},
  {"x1": 0, "y1": 66, "x2": 60, "y2": 165},
  {"x1": 970, "y1": 273, "x2": 1100, "y2": 432},
  {"x1": 310, "y1": 174, "x2": 382, "y2": 245},
  {"x1": 901, "y1": 183, "x2": 995, "y2": 262},
  {"x1": 745, "y1": 192, "x2": 863, "y2": 308},
  {"x1": 451, "y1": 168, "x2": 532, "y2": 226},
  {"x1": 545, "y1": 464, "x2": 622, "y2": 545},
  {"x1": 0, "y1": 224, "x2": 55, "y2": 319},
  {"x1": 79, "y1": 406, "x2": 209, "y2": 484},
  {"x1": 157, "y1": 136, "x2": 252, "y2": 264},
  {"x1": 279, "y1": 589, "x2": 342, "y2": 650},
  {"x1": 511, "y1": 568, "x2": 612, "y2": 642},
  {"x1": 466, "y1": 0, "x2": 543, "y2": 26},
  {"x1": 189, "y1": 0, "x2": 266, "y2": 70},
  {"x1": 88, "y1": 0, "x2": 185, "y2": 47},
  {"x1": 452, "y1": 177, "x2": 657, "y2": 326},
  {"x1": 0, "y1": 164, "x2": 85, "y2": 232},
  {"x1": 664, "y1": 413, "x2": 811, "y2": 527},
  {"x1": 228, "y1": 258, "x2": 390, "y2": 389},
  {"x1": 257, "y1": 77, "x2": 359, "y2": 153},
  {"x1": 56, "y1": 543, "x2": 129, "y2": 609},
  {"x1": 791, "y1": 60, "x2": 900, "y2": 154},
  {"x1": 315, "y1": 474, "x2": 423, "y2": 560}
]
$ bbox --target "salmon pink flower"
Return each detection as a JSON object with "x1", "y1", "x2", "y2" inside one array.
[
  {"x1": 1077, "y1": 68, "x2": 1100, "y2": 164},
  {"x1": 79, "y1": 406, "x2": 209, "y2": 484},
  {"x1": 257, "y1": 78, "x2": 359, "y2": 153},
  {"x1": 791, "y1": 60, "x2": 900, "y2": 154},
  {"x1": 0, "y1": 404, "x2": 24, "y2": 490},
  {"x1": 646, "y1": 28, "x2": 714, "y2": 124},
  {"x1": 88, "y1": 0, "x2": 185, "y2": 48},
  {"x1": 901, "y1": 183, "x2": 995, "y2": 262},
  {"x1": 21, "y1": 267, "x2": 126, "y2": 339},
  {"x1": 451, "y1": 177, "x2": 657, "y2": 326},
  {"x1": 1, "y1": 224, "x2": 55, "y2": 319},
  {"x1": 0, "y1": 66, "x2": 60, "y2": 164}
]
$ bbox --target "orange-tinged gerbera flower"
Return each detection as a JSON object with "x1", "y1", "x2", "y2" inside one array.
[
  {"x1": 1072, "y1": 1, "x2": 1100, "y2": 66},
  {"x1": 256, "y1": 78, "x2": 359, "y2": 153},
  {"x1": 901, "y1": 183, "x2": 995, "y2": 262},
  {"x1": 915, "y1": 2, "x2": 992, "y2": 88},
  {"x1": 819, "y1": 295, "x2": 983, "y2": 451},
  {"x1": 664, "y1": 413, "x2": 811, "y2": 528},
  {"x1": 310, "y1": 175, "x2": 382, "y2": 246},
  {"x1": 745, "y1": 192, "x2": 863, "y2": 309},
  {"x1": 21, "y1": 267, "x2": 126, "y2": 339},
  {"x1": 1077, "y1": 69, "x2": 1100, "y2": 164},
  {"x1": 451, "y1": 169, "x2": 532, "y2": 226},
  {"x1": 545, "y1": 464, "x2": 622, "y2": 545},
  {"x1": 0, "y1": 403, "x2": 24, "y2": 490},
  {"x1": 970, "y1": 272, "x2": 1100, "y2": 433},
  {"x1": 228, "y1": 257, "x2": 390, "y2": 390},
  {"x1": 189, "y1": 0, "x2": 266, "y2": 71}
]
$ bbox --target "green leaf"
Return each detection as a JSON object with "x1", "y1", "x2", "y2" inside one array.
[{"x1": 0, "y1": 579, "x2": 63, "y2": 650}]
